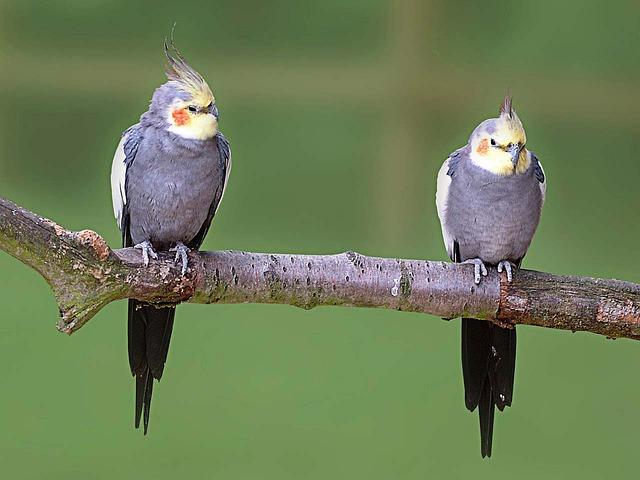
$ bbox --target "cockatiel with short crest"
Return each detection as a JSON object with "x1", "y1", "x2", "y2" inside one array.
[
  {"x1": 435, "y1": 95, "x2": 546, "y2": 457},
  {"x1": 110, "y1": 39, "x2": 231, "y2": 434}
]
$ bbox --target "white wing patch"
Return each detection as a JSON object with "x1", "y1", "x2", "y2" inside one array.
[
  {"x1": 538, "y1": 160, "x2": 547, "y2": 206},
  {"x1": 110, "y1": 134, "x2": 128, "y2": 231},
  {"x1": 435, "y1": 158, "x2": 454, "y2": 259}
]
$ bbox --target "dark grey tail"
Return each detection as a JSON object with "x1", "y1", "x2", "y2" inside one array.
[
  {"x1": 128, "y1": 299, "x2": 175, "y2": 434},
  {"x1": 461, "y1": 318, "x2": 516, "y2": 458}
]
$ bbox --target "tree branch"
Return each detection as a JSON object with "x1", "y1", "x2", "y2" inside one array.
[{"x1": 1, "y1": 195, "x2": 639, "y2": 340}]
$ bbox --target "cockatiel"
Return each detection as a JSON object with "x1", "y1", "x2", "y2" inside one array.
[
  {"x1": 435, "y1": 95, "x2": 546, "y2": 457},
  {"x1": 110, "y1": 39, "x2": 231, "y2": 434}
]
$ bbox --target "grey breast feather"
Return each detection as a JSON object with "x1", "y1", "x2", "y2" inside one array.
[
  {"x1": 437, "y1": 149, "x2": 544, "y2": 264},
  {"x1": 123, "y1": 127, "x2": 226, "y2": 249}
]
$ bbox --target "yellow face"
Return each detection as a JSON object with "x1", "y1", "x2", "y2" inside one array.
[
  {"x1": 166, "y1": 94, "x2": 218, "y2": 141},
  {"x1": 470, "y1": 113, "x2": 529, "y2": 175},
  {"x1": 162, "y1": 41, "x2": 219, "y2": 141}
]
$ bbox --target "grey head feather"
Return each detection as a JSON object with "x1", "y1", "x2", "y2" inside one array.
[
  {"x1": 139, "y1": 88, "x2": 219, "y2": 154},
  {"x1": 138, "y1": 38, "x2": 212, "y2": 132},
  {"x1": 467, "y1": 93, "x2": 519, "y2": 143},
  {"x1": 468, "y1": 118, "x2": 499, "y2": 144},
  {"x1": 141, "y1": 83, "x2": 189, "y2": 130}
]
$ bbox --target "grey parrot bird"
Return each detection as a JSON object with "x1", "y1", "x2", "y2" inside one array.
[
  {"x1": 110, "y1": 40, "x2": 231, "y2": 434},
  {"x1": 435, "y1": 95, "x2": 546, "y2": 457}
]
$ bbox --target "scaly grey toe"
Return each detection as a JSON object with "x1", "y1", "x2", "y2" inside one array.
[
  {"x1": 133, "y1": 240, "x2": 158, "y2": 267},
  {"x1": 170, "y1": 242, "x2": 190, "y2": 275},
  {"x1": 462, "y1": 258, "x2": 488, "y2": 285},
  {"x1": 497, "y1": 260, "x2": 515, "y2": 282}
]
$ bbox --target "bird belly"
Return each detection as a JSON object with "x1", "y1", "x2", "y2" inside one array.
[
  {"x1": 445, "y1": 178, "x2": 541, "y2": 265},
  {"x1": 142, "y1": 185, "x2": 212, "y2": 248},
  {"x1": 461, "y1": 220, "x2": 532, "y2": 265},
  {"x1": 126, "y1": 148, "x2": 221, "y2": 250}
]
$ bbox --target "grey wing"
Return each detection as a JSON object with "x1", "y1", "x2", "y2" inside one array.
[
  {"x1": 110, "y1": 124, "x2": 142, "y2": 247},
  {"x1": 530, "y1": 151, "x2": 546, "y2": 206},
  {"x1": 188, "y1": 131, "x2": 232, "y2": 250},
  {"x1": 435, "y1": 148, "x2": 463, "y2": 261}
]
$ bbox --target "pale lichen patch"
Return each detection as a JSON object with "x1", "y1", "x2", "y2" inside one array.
[
  {"x1": 90, "y1": 267, "x2": 105, "y2": 280},
  {"x1": 43, "y1": 219, "x2": 67, "y2": 236},
  {"x1": 75, "y1": 230, "x2": 110, "y2": 261}
]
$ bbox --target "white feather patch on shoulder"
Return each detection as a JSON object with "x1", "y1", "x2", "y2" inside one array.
[
  {"x1": 110, "y1": 134, "x2": 127, "y2": 231},
  {"x1": 435, "y1": 158, "x2": 454, "y2": 259}
]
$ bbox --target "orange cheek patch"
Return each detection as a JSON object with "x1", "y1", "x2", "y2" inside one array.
[
  {"x1": 476, "y1": 138, "x2": 489, "y2": 155},
  {"x1": 172, "y1": 108, "x2": 190, "y2": 126}
]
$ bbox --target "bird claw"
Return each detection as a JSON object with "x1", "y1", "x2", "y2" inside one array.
[
  {"x1": 497, "y1": 260, "x2": 516, "y2": 282},
  {"x1": 133, "y1": 240, "x2": 158, "y2": 267},
  {"x1": 462, "y1": 258, "x2": 487, "y2": 285},
  {"x1": 170, "y1": 242, "x2": 190, "y2": 275}
]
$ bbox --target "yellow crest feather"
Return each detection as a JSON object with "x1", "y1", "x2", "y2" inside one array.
[
  {"x1": 497, "y1": 93, "x2": 526, "y2": 145},
  {"x1": 163, "y1": 39, "x2": 214, "y2": 106}
]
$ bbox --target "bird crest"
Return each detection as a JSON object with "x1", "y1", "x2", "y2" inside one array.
[
  {"x1": 499, "y1": 93, "x2": 514, "y2": 118},
  {"x1": 163, "y1": 39, "x2": 214, "y2": 106},
  {"x1": 497, "y1": 93, "x2": 525, "y2": 143}
]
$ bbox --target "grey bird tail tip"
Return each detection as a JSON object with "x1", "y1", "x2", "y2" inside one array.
[
  {"x1": 135, "y1": 369, "x2": 154, "y2": 435},
  {"x1": 478, "y1": 380, "x2": 494, "y2": 458}
]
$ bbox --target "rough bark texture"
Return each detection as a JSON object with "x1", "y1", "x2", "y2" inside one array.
[{"x1": 1, "y1": 196, "x2": 639, "y2": 340}]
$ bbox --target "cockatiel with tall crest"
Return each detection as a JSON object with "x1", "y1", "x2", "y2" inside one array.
[
  {"x1": 110, "y1": 38, "x2": 231, "y2": 434},
  {"x1": 435, "y1": 95, "x2": 546, "y2": 457}
]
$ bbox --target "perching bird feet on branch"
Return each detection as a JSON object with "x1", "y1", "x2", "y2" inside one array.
[
  {"x1": 170, "y1": 242, "x2": 190, "y2": 275},
  {"x1": 462, "y1": 258, "x2": 488, "y2": 285},
  {"x1": 133, "y1": 240, "x2": 158, "y2": 267}
]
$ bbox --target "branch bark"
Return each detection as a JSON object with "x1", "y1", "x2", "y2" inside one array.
[{"x1": 1, "y1": 196, "x2": 639, "y2": 340}]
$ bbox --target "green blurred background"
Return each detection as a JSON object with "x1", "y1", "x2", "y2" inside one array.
[{"x1": 1, "y1": 1, "x2": 639, "y2": 478}]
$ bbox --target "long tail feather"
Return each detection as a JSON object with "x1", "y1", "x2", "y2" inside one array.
[
  {"x1": 128, "y1": 299, "x2": 176, "y2": 434},
  {"x1": 478, "y1": 379, "x2": 495, "y2": 458},
  {"x1": 461, "y1": 318, "x2": 516, "y2": 458}
]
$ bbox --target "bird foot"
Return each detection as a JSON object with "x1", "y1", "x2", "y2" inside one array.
[
  {"x1": 133, "y1": 240, "x2": 158, "y2": 267},
  {"x1": 497, "y1": 260, "x2": 516, "y2": 282},
  {"x1": 170, "y1": 242, "x2": 190, "y2": 275},
  {"x1": 462, "y1": 258, "x2": 487, "y2": 285}
]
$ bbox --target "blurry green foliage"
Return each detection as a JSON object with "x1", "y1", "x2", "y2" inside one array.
[{"x1": 0, "y1": 1, "x2": 639, "y2": 478}]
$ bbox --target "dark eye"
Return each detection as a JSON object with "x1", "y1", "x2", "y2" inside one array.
[
  {"x1": 490, "y1": 138, "x2": 496, "y2": 146},
  {"x1": 187, "y1": 105, "x2": 198, "y2": 113},
  {"x1": 507, "y1": 142, "x2": 513, "y2": 148}
]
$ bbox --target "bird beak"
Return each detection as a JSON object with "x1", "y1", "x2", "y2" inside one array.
[
  {"x1": 508, "y1": 144, "x2": 522, "y2": 167},
  {"x1": 209, "y1": 104, "x2": 220, "y2": 119}
]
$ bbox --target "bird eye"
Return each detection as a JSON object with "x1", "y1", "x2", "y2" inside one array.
[
  {"x1": 187, "y1": 105, "x2": 198, "y2": 113},
  {"x1": 490, "y1": 138, "x2": 496, "y2": 146},
  {"x1": 507, "y1": 142, "x2": 513, "y2": 148}
]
